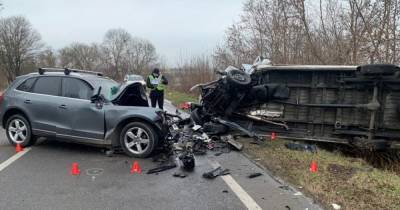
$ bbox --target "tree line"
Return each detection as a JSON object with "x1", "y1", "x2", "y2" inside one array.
[
  {"x1": 0, "y1": 16, "x2": 157, "y2": 85},
  {"x1": 173, "y1": 0, "x2": 400, "y2": 92},
  {"x1": 214, "y1": 0, "x2": 400, "y2": 69},
  {"x1": 1, "y1": 0, "x2": 399, "y2": 92}
]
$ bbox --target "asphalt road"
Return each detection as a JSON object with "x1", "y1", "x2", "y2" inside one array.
[{"x1": 0, "y1": 101, "x2": 322, "y2": 210}]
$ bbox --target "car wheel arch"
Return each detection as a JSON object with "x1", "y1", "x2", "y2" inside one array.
[
  {"x1": 2, "y1": 108, "x2": 31, "y2": 129},
  {"x1": 111, "y1": 116, "x2": 160, "y2": 146}
]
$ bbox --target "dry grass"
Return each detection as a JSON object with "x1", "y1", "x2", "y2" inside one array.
[
  {"x1": 240, "y1": 139, "x2": 400, "y2": 210},
  {"x1": 165, "y1": 90, "x2": 198, "y2": 106}
]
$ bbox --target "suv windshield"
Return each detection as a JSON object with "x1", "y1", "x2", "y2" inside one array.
[{"x1": 95, "y1": 78, "x2": 121, "y2": 101}]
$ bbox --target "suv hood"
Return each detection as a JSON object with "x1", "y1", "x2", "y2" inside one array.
[{"x1": 111, "y1": 82, "x2": 149, "y2": 107}]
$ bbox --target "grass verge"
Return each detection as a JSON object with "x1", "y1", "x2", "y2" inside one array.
[
  {"x1": 240, "y1": 139, "x2": 400, "y2": 210},
  {"x1": 165, "y1": 90, "x2": 198, "y2": 106}
]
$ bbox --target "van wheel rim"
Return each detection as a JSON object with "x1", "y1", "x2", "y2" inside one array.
[
  {"x1": 124, "y1": 127, "x2": 150, "y2": 155},
  {"x1": 8, "y1": 119, "x2": 27, "y2": 143}
]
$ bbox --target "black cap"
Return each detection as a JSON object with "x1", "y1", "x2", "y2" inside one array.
[{"x1": 153, "y1": 68, "x2": 160, "y2": 74}]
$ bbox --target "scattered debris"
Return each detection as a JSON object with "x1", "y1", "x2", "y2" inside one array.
[
  {"x1": 214, "y1": 152, "x2": 223, "y2": 156},
  {"x1": 284, "y1": 205, "x2": 291, "y2": 210},
  {"x1": 331, "y1": 203, "x2": 341, "y2": 210},
  {"x1": 147, "y1": 162, "x2": 177, "y2": 174},
  {"x1": 248, "y1": 172, "x2": 263, "y2": 178},
  {"x1": 293, "y1": 192, "x2": 303, "y2": 196},
  {"x1": 173, "y1": 171, "x2": 187, "y2": 178},
  {"x1": 222, "y1": 135, "x2": 244, "y2": 151},
  {"x1": 104, "y1": 149, "x2": 114, "y2": 157},
  {"x1": 178, "y1": 152, "x2": 195, "y2": 170},
  {"x1": 279, "y1": 185, "x2": 290, "y2": 191},
  {"x1": 285, "y1": 142, "x2": 317, "y2": 153},
  {"x1": 202, "y1": 166, "x2": 230, "y2": 179},
  {"x1": 222, "y1": 190, "x2": 229, "y2": 193}
]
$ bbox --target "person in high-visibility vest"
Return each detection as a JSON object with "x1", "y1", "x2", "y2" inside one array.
[{"x1": 146, "y1": 68, "x2": 168, "y2": 109}]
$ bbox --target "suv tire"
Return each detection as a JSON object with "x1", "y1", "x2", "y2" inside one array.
[
  {"x1": 5, "y1": 114, "x2": 37, "y2": 147},
  {"x1": 120, "y1": 121, "x2": 158, "y2": 158}
]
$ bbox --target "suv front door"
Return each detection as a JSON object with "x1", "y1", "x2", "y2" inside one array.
[{"x1": 57, "y1": 77, "x2": 105, "y2": 142}]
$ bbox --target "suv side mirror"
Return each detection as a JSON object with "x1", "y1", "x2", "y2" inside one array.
[{"x1": 90, "y1": 86, "x2": 102, "y2": 103}]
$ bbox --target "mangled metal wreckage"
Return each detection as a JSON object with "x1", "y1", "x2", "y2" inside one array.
[
  {"x1": 188, "y1": 58, "x2": 400, "y2": 150},
  {"x1": 151, "y1": 58, "x2": 400, "y2": 171}
]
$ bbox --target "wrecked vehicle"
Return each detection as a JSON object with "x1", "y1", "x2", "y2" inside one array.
[
  {"x1": 190, "y1": 58, "x2": 400, "y2": 150},
  {"x1": 0, "y1": 68, "x2": 169, "y2": 157}
]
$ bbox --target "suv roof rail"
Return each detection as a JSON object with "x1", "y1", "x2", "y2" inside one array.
[{"x1": 38, "y1": 68, "x2": 104, "y2": 76}]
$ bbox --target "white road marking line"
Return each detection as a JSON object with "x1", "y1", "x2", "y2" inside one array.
[
  {"x1": 0, "y1": 148, "x2": 31, "y2": 172},
  {"x1": 209, "y1": 160, "x2": 262, "y2": 210}
]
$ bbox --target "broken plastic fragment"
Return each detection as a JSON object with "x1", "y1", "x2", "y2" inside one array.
[
  {"x1": 248, "y1": 172, "x2": 263, "y2": 178},
  {"x1": 331, "y1": 203, "x2": 341, "y2": 210}
]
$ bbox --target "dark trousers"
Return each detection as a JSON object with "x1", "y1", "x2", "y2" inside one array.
[{"x1": 150, "y1": 90, "x2": 164, "y2": 109}]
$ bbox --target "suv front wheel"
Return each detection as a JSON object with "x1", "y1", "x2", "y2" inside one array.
[
  {"x1": 6, "y1": 114, "x2": 37, "y2": 147},
  {"x1": 120, "y1": 122, "x2": 158, "y2": 158}
]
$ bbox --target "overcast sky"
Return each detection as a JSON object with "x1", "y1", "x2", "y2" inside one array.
[{"x1": 1, "y1": 0, "x2": 244, "y2": 65}]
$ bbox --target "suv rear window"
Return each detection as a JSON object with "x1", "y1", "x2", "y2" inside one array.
[
  {"x1": 16, "y1": 78, "x2": 37, "y2": 92},
  {"x1": 32, "y1": 77, "x2": 61, "y2": 96}
]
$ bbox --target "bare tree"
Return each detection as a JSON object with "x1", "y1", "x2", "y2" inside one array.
[
  {"x1": 101, "y1": 28, "x2": 132, "y2": 80},
  {"x1": 124, "y1": 37, "x2": 157, "y2": 75},
  {"x1": 172, "y1": 54, "x2": 216, "y2": 92},
  {"x1": 36, "y1": 47, "x2": 56, "y2": 67},
  {"x1": 0, "y1": 16, "x2": 42, "y2": 83},
  {"x1": 214, "y1": 0, "x2": 400, "y2": 66},
  {"x1": 59, "y1": 42, "x2": 102, "y2": 69}
]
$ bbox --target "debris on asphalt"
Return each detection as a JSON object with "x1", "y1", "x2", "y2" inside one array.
[
  {"x1": 222, "y1": 135, "x2": 243, "y2": 151},
  {"x1": 293, "y1": 192, "x2": 303, "y2": 196},
  {"x1": 285, "y1": 142, "x2": 317, "y2": 153},
  {"x1": 214, "y1": 152, "x2": 223, "y2": 156},
  {"x1": 331, "y1": 203, "x2": 341, "y2": 210},
  {"x1": 172, "y1": 171, "x2": 187, "y2": 178},
  {"x1": 202, "y1": 166, "x2": 230, "y2": 179},
  {"x1": 104, "y1": 149, "x2": 114, "y2": 157},
  {"x1": 178, "y1": 151, "x2": 195, "y2": 170},
  {"x1": 279, "y1": 185, "x2": 290, "y2": 191},
  {"x1": 147, "y1": 162, "x2": 177, "y2": 174},
  {"x1": 285, "y1": 205, "x2": 291, "y2": 210},
  {"x1": 158, "y1": 100, "x2": 267, "y2": 172},
  {"x1": 222, "y1": 190, "x2": 229, "y2": 193},
  {"x1": 248, "y1": 172, "x2": 263, "y2": 178}
]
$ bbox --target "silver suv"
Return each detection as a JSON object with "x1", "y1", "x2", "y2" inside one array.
[{"x1": 0, "y1": 68, "x2": 168, "y2": 157}]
